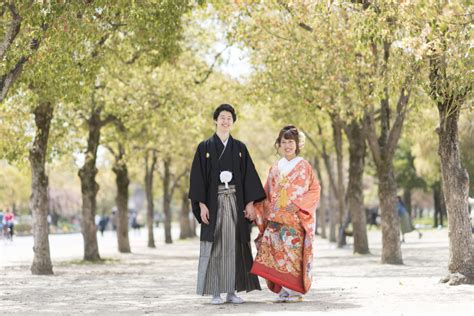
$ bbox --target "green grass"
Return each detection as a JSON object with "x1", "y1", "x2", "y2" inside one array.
[
  {"x1": 343, "y1": 216, "x2": 446, "y2": 232},
  {"x1": 412, "y1": 216, "x2": 447, "y2": 228}
]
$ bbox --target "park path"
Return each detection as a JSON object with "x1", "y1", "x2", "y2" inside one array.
[{"x1": 0, "y1": 226, "x2": 472, "y2": 315}]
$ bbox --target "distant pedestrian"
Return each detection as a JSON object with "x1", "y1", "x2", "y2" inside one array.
[
  {"x1": 131, "y1": 212, "x2": 141, "y2": 234},
  {"x1": 397, "y1": 196, "x2": 422, "y2": 242},
  {"x1": 367, "y1": 207, "x2": 379, "y2": 229},
  {"x1": 3, "y1": 209, "x2": 15, "y2": 241},
  {"x1": 111, "y1": 210, "x2": 117, "y2": 231},
  {"x1": 98, "y1": 216, "x2": 109, "y2": 236}
]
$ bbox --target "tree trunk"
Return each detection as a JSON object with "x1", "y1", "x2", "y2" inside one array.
[
  {"x1": 179, "y1": 189, "x2": 194, "y2": 239},
  {"x1": 403, "y1": 189, "x2": 412, "y2": 217},
  {"x1": 113, "y1": 144, "x2": 131, "y2": 253},
  {"x1": 440, "y1": 180, "x2": 447, "y2": 226},
  {"x1": 363, "y1": 40, "x2": 412, "y2": 264},
  {"x1": 78, "y1": 105, "x2": 102, "y2": 261},
  {"x1": 313, "y1": 157, "x2": 326, "y2": 238},
  {"x1": 321, "y1": 153, "x2": 338, "y2": 242},
  {"x1": 331, "y1": 116, "x2": 347, "y2": 248},
  {"x1": 346, "y1": 120, "x2": 369, "y2": 254},
  {"x1": 378, "y1": 163, "x2": 403, "y2": 264},
  {"x1": 145, "y1": 150, "x2": 157, "y2": 248},
  {"x1": 29, "y1": 102, "x2": 54, "y2": 275},
  {"x1": 433, "y1": 182, "x2": 444, "y2": 228},
  {"x1": 317, "y1": 194, "x2": 327, "y2": 239},
  {"x1": 433, "y1": 184, "x2": 440, "y2": 228},
  {"x1": 163, "y1": 158, "x2": 173, "y2": 244},
  {"x1": 190, "y1": 213, "x2": 197, "y2": 237},
  {"x1": 328, "y1": 179, "x2": 337, "y2": 243},
  {"x1": 438, "y1": 105, "x2": 474, "y2": 285}
]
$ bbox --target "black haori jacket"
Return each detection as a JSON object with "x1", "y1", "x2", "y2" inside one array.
[{"x1": 188, "y1": 134, "x2": 266, "y2": 243}]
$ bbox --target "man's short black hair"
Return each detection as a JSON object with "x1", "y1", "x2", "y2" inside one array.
[{"x1": 213, "y1": 104, "x2": 237, "y2": 122}]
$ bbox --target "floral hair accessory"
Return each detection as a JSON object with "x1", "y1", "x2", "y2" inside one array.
[{"x1": 298, "y1": 131, "x2": 306, "y2": 149}]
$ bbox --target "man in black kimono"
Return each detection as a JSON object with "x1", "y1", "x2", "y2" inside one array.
[{"x1": 189, "y1": 104, "x2": 266, "y2": 305}]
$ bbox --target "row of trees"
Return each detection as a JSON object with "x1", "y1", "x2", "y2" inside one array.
[
  {"x1": 0, "y1": 1, "x2": 472, "y2": 285},
  {"x1": 212, "y1": 0, "x2": 472, "y2": 284},
  {"x1": 0, "y1": 0, "x2": 217, "y2": 274}
]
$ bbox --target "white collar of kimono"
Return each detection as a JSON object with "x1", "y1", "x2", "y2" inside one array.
[
  {"x1": 217, "y1": 137, "x2": 229, "y2": 161},
  {"x1": 221, "y1": 138, "x2": 228, "y2": 147},
  {"x1": 278, "y1": 156, "x2": 303, "y2": 177},
  {"x1": 216, "y1": 134, "x2": 229, "y2": 147}
]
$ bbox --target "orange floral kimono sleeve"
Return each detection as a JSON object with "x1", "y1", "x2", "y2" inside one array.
[{"x1": 292, "y1": 165, "x2": 320, "y2": 212}]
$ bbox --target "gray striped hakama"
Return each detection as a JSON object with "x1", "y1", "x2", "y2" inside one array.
[
  {"x1": 197, "y1": 185, "x2": 237, "y2": 295},
  {"x1": 197, "y1": 185, "x2": 260, "y2": 296}
]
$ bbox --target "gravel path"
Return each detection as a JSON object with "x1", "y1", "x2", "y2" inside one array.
[{"x1": 0, "y1": 226, "x2": 472, "y2": 315}]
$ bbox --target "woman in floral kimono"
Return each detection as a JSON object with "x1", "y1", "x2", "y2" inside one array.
[{"x1": 250, "y1": 125, "x2": 320, "y2": 302}]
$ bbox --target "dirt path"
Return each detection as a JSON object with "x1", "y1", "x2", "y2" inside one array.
[{"x1": 0, "y1": 227, "x2": 472, "y2": 315}]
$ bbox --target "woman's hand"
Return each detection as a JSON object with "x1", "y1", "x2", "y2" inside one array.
[
  {"x1": 285, "y1": 203, "x2": 299, "y2": 213},
  {"x1": 200, "y1": 203, "x2": 210, "y2": 224},
  {"x1": 244, "y1": 202, "x2": 256, "y2": 221}
]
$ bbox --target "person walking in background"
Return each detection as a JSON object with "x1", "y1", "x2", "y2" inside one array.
[
  {"x1": 397, "y1": 196, "x2": 422, "y2": 242},
  {"x1": 98, "y1": 215, "x2": 109, "y2": 236},
  {"x1": 3, "y1": 208, "x2": 15, "y2": 241}
]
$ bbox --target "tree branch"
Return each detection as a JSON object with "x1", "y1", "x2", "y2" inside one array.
[
  {"x1": 384, "y1": 61, "x2": 418, "y2": 160},
  {"x1": 378, "y1": 41, "x2": 391, "y2": 147},
  {"x1": 276, "y1": 0, "x2": 313, "y2": 32},
  {"x1": 170, "y1": 169, "x2": 188, "y2": 198},
  {"x1": 126, "y1": 51, "x2": 141, "y2": 64},
  {"x1": 0, "y1": 1, "x2": 21, "y2": 61},
  {"x1": 298, "y1": 22, "x2": 313, "y2": 32},
  {"x1": 317, "y1": 122, "x2": 338, "y2": 196},
  {"x1": 0, "y1": 56, "x2": 27, "y2": 101},
  {"x1": 363, "y1": 106, "x2": 382, "y2": 167},
  {"x1": 194, "y1": 44, "x2": 230, "y2": 85},
  {"x1": 0, "y1": 5, "x2": 47, "y2": 102},
  {"x1": 151, "y1": 149, "x2": 158, "y2": 175},
  {"x1": 429, "y1": 54, "x2": 448, "y2": 111},
  {"x1": 105, "y1": 144, "x2": 116, "y2": 158},
  {"x1": 100, "y1": 114, "x2": 119, "y2": 127},
  {"x1": 350, "y1": 0, "x2": 372, "y2": 10}
]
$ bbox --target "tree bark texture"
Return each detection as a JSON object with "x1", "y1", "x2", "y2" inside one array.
[
  {"x1": 179, "y1": 187, "x2": 194, "y2": 239},
  {"x1": 78, "y1": 104, "x2": 102, "y2": 261},
  {"x1": 113, "y1": 144, "x2": 131, "y2": 253},
  {"x1": 346, "y1": 120, "x2": 370, "y2": 254},
  {"x1": 162, "y1": 158, "x2": 173, "y2": 244},
  {"x1": 438, "y1": 105, "x2": 473, "y2": 284},
  {"x1": 145, "y1": 149, "x2": 157, "y2": 248},
  {"x1": 29, "y1": 102, "x2": 54, "y2": 275}
]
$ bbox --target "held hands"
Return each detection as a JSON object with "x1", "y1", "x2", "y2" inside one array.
[
  {"x1": 201, "y1": 202, "x2": 258, "y2": 224},
  {"x1": 199, "y1": 202, "x2": 210, "y2": 224},
  {"x1": 244, "y1": 202, "x2": 256, "y2": 222}
]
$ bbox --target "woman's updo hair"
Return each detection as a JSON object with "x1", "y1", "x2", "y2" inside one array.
[{"x1": 275, "y1": 125, "x2": 300, "y2": 155}]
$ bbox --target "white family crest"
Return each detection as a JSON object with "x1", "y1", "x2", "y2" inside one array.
[{"x1": 220, "y1": 171, "x2": 233, "y2": 189}]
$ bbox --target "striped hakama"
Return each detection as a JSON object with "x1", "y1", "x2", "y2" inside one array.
[{"x1": 197, "y1": 185, "x2": 261, "y2": 295}]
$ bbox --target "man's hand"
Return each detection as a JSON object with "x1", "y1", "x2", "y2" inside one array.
[
  {"x1": 200, "y1": 203, "x2": 210, "y2": 224},
  {"x1": 244, "y1": 202, "x2": 256, "y2": 221}
]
